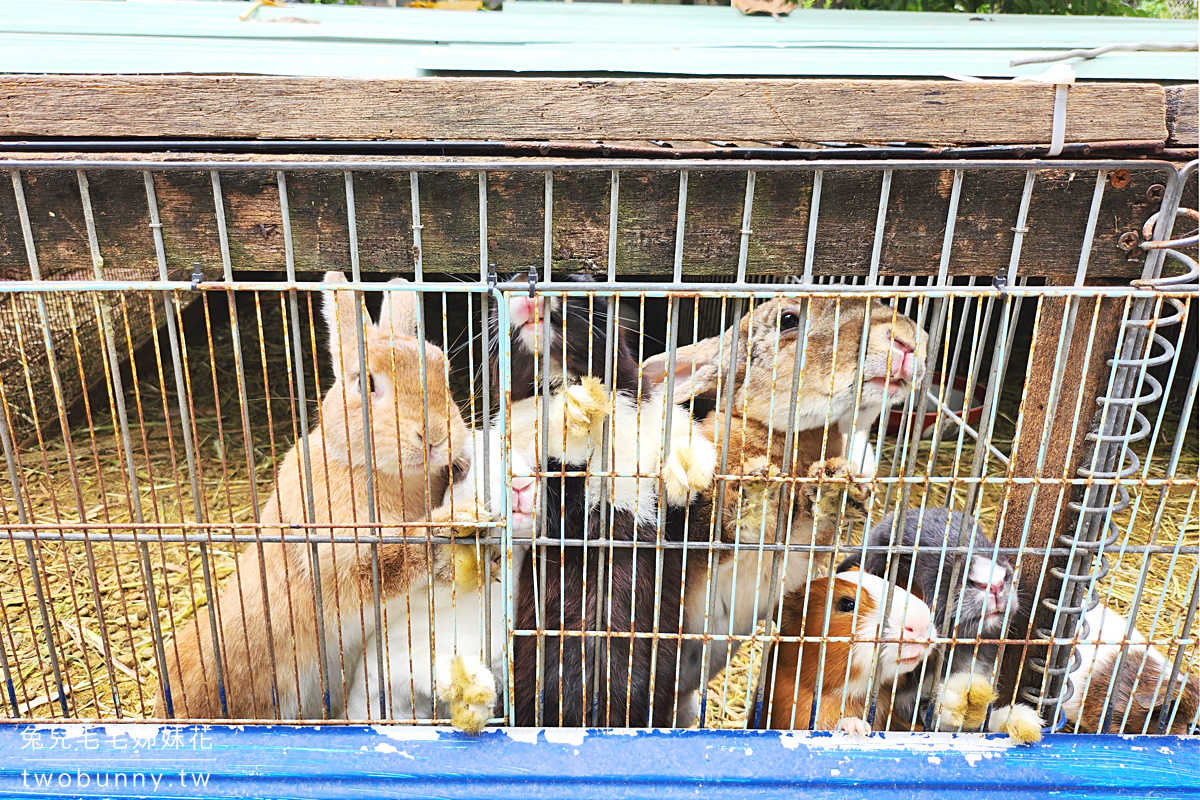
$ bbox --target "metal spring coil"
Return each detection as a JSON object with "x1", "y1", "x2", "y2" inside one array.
[{"x1": 1021, "y1": 209, "x2": 1197, "y2": 729}]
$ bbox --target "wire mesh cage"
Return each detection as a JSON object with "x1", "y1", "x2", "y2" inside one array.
[{"x1": 0, "y1": 157, "x2": 1195, "y2": 741}]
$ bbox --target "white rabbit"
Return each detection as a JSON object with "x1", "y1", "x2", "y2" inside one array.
[{"x1": 346, "y1": 427, "x2": 538, "y2": 731}]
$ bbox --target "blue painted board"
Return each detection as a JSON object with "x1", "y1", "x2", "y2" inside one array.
[
  {"x1": 0, "y1": 723, "x2": 1196, "y2": 799},
  {"x1": 414, "y1": 43, "x2": 1200, "y2": 79}
]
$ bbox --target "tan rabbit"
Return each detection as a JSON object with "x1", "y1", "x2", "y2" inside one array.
[
  {"x1": 644, "y1": 296, "x2": 928, "y2": 724},
  {"x1": 154, "y1": 272, "x2": 479, "y2": 721}
]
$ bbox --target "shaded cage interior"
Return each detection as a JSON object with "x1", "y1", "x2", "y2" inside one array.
[{"x1": 0, "y1": 161, "x2": 1195, "y2": 734}]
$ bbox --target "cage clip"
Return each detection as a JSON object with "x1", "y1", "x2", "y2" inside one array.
[
  {"x1": 527, "y1": 266, "x2": 538, "y2": 298},
  {"x1": 190, "y1": 262, "x2": 203, "y2": 291},
  {"x1": 993, "y1": 273, "x2": 1008, "y2": 294},
  {"x1": 487, "y1": 263, "x2": 497, "y2": 296}
]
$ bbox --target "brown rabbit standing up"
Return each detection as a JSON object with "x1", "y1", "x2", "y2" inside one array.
[
  {"x1": 154, "y1": 272, "x2": 480, "y2": 721},
  {"x1": 644, "y1": 296, "x2": 929, "y2": 725}
]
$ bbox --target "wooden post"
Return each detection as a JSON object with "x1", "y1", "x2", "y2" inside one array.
[{"x1": 994, "y1": 279, "x2": 1130, "y2": 718}]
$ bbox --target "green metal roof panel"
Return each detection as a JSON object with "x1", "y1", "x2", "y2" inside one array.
[
  {"x1": 412, "y1": 44, "x2": 1199, "y2": 79},
  {"x1": 0, "y1": 0, "x2": 1194, "y2": 80}
]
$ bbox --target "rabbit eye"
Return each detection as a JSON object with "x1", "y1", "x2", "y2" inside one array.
[
  {"x1": 356, "y1": 374, "x2": 377, "y2": 396},
  {"x1": 780, "y1": 311, "x2": 801, "y2": 331},
  {"x1": 836, "y1": 597, "x2": 856, "y2": 614}
]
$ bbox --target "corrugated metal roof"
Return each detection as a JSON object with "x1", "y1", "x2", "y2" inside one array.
[{"x1": 0, "y1": 0, "x2": 1195, "y2": 79}]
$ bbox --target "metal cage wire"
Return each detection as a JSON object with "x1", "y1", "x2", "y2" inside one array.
[{"x1": 0, "y1": 157, "x2": 1194, "y2": 737}]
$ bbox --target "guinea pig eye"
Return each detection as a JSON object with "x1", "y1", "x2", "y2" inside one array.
[
  {"x1": 780, "y1": 311, "x2": 801, "y2": 331},
  {"x1": 836, "y1": 596, "x2": 856, "y2": 614}
]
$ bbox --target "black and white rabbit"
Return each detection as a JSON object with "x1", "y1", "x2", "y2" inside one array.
[
  {"x1": 496, "y1": 275, "x2": 717, "y2": 727},
  {"x1": 839, "y1": 507, "x2": 1043, "y2": 743}
]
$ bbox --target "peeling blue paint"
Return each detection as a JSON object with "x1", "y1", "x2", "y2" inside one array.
[{"x1": 0, "y1": 724, "x2": 1195, "y2": 798}]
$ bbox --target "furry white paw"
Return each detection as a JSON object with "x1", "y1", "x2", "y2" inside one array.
[
  {"x1": 563, "y1": 377, "x2": 610, "y2": 441},
  {"x1": 662, "y1": 438, "x2": 717, "y2": 506},
  {"x1": 438, "y1": 655, "x2": 496, "y2": 734},
  {"x1": 988, "y1": 703, "x2": 1043, "y2": 745},
  {"x1": 837, "y1": 716, "x2": 872, "y2": 737},
  {"x1": 432, "y1": 500, "x2": 492, "y2": 538},
  {"x1": 939, "y1": 671, "x2": 997, "y2": 731}
]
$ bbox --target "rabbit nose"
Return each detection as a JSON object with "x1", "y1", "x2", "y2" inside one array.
[
  {"x1": 510, "y1": 296, "x2": 538, "y2": 328},
  {"x1": 890, "y1": 340, "x2": 916, "y2": 382},
  {"x1": 511, "y1": 475, "x2": 537, "y2": 515}
]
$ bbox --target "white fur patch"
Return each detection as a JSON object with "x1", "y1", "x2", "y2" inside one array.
[
  {"x1": 506, "y1": 387, "x2": 710, "y2": 528},
  {"x1": 683, "y1": 539, "x2": 816, "y2": 686},
  {"x1": 1062, "y1": 604, "x2": 1159, "y2": 725},
  {"x1": 346, "y1": 578, "x2": 505, "y2": 722},
  {"x1": 968, "y1": 556, "x2": 1004, "y2": 587}
]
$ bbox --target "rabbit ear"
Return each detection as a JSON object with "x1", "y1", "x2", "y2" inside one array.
[
  {"x1": 836, "y1": 552, "x2": 863, "y2": 574},
  {"x1": 642, "y1": 332, "x2": 730, "y2": 403},
  {"x1": 1133, "y1": 672, "x2": 1188, "y2": 711},
  {"x1": 378, "y1": 277, "x2": 420, "y2": 338},
  {"x1": 322, "y1": 271, "x2": 359, "y2": 381}
]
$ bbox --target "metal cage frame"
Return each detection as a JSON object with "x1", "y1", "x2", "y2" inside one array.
[{"x1": 0, "y1": 155, "x2": 1195, "y2": 795}]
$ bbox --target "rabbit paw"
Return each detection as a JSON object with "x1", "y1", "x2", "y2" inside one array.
[
  {"x1": 988, "y1": 703, "x2": 1043, "y2": 745},
  {"x1": 563, "y1": 376, "x2": 611, "y2": 442},
  {"x1": 452, "y1": 545, "x2": 486, "y2": 591},
  {"x1": 837, "y1": 716, "x2": 872, "y2": 737},
  {"x1": 662, "y1": 437, "x2": 717, "y2": 507},
  {"x1": 425, "y1": 501, "x2": 494, "y2": 589},
  {"x1": 430, "y1": 499, "x2": 493, "y2": 538},
  {"x1": 801, "y1": 457, "x2": 872, "y2": 524},
  {"x1": 440, "y1": 655, "x2": 496, "y2": 734},
  {"x1": 939, "y1": 671, "x2": 998, "y2": 731}
]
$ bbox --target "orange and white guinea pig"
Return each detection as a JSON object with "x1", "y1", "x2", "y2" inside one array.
[{"x1": 763, "y1": 570, "x2": 935, "y2": 734}]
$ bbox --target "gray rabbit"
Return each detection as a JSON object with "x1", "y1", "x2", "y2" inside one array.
[{"x1": 839, "y1": 507, "x2": 1043, "y2": 743}]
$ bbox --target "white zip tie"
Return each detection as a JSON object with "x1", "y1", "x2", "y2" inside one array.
[
  {"x1": 1014, "y1": 63, "x2": 1076, "y2": 157},
  {"x1": 945, "y1": 66, "x2": 1075, "y2": 155}
]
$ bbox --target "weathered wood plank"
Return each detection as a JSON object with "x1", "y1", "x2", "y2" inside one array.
[
  {"x1": 0, "y1": 76, "x2": 1169, "y2": 146},
  {"x1": 0, "y1": 158, "x2": 1174, "y2": 280},
  {"x1": 1166, "y1": 84, "x2": 1198, "y2": 146},
  {"x1": 0, "y1": 168, "x2": 199, "y2": 445}
]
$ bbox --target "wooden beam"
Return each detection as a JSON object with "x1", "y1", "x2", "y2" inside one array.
[
  {"x1": 1166, "y1": 84, "x2": 1198, "y2": 146},
  {"x1": 993, "y1": 282, "x2": 1129, "y2": 716},
  {"x1": 0, "y1": 155, "x2": 1173, "y2": 279},
  {"x1": 0, "y1": 76, "x2": 1169, "y2": 146}
]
